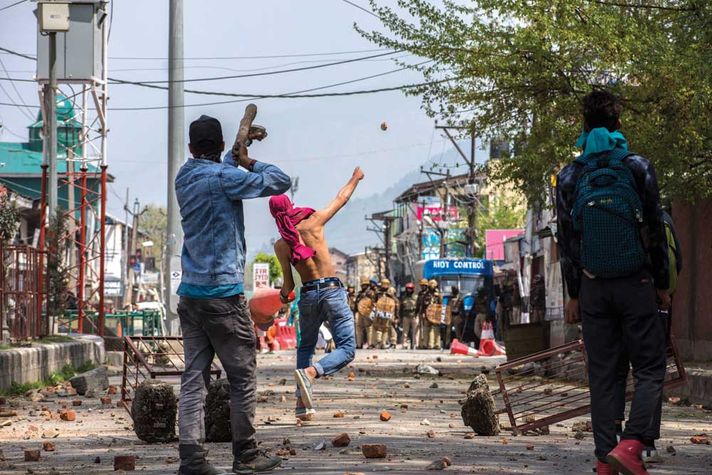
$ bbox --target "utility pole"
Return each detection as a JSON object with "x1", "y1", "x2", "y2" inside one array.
[
  {"x1": 47, "y1": 32, "x2": 58, "y2": 217},
  {"x1": 122, "y1": 188, "x2": 129, "y2": 307},
  {"x1": 435, "y1": 124, "x2": 479, "y2": 257},
  {"x1": 165, "y1": 0, "x2": 185, "y2": 334}
]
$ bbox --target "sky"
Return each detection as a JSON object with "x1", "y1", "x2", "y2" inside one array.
[{"x1": 0, "y1": 0, "x2": 452, "y2": 252}]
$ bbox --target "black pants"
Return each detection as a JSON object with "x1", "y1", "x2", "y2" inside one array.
[
  {"x1": 177, "y1": 294, "x2": 257, "y2": 459},
  {"x1": 580, "y1": 271, "x2": 666, "y2": 461},
  {"x1": 614, "y1": 310, "x2": 670, "y2": 442}
]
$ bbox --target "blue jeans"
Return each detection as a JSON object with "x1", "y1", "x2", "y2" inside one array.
[{"x1": 297, "y1": 286, "x2": 356, "y2": 377}]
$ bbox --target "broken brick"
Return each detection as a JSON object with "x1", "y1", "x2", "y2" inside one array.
[
  {"x1": 691, "y1": 434, "x2": 710, "y2": 445},
  {"x1": 332, "y1": 433, "x2": 351, "y2": 447},
  {"x1": 361, "y1": 444, "x2": 387, "y2": 459},
  {"x1": 72, "y1": 400, "x2": 82, "y2": 407},
  {"x1": 426, "y1": 430, "x2": 436, "y2": 439},
  {"x1": 333, "y1": 410, "x2": 346, "y2": 418},
  {"x1": 42, "y1": 442, "x2": 56, "y2": 452},
  {"x1": 24, "y1": 449, "x2": 41, "y2": 462},
  {"x1": 113, "y1": 455, "x2": 136, "y2": 471},
  {"x1": 107, "y1": 385, "x2": 118, "y2": 395},
  {"x1": 347, "y1": 371, "x2": 356, "y2": 381},
  {"x1": 379, "y1": 410, "x2": 392, "y2": 422},
  {"x1": 100, "y1": 396, "x2": 112, "y2": 405},
  {"x1": 526, "y1": 444, "x2": 534, "y2": 451},
  {"x1": 59, "y1": 410, "x2": 76, "y2": 422}
]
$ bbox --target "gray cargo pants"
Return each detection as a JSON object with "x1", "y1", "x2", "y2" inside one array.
[{"x1": 177, "y1": 294, "x2": 257, "y2": 457}]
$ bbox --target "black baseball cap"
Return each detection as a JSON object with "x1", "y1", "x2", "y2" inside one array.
[{"x1": 189, "y1": 115, "x2": 223, "y2": 149}]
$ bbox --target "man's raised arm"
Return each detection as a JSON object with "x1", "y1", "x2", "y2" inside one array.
[
  {"x1": 221, "y1": 148, "x2": 291, "y2": 200},
  {"x1": 313, "y1": 167, "x2": 364, "y2": 225}
]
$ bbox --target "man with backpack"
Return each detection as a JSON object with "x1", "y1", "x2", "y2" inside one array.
[{"x1": 556, "y1": 90, "x2": 670, "y2": 475}]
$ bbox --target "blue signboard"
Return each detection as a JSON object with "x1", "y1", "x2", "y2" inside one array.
[{"x1": 423, "y1": 258, "x2": 494, "y2": 279}]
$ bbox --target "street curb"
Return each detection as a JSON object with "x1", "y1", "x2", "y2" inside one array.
[{"x1": 0, "y1": 335, "x2": 105, "y2": 390}]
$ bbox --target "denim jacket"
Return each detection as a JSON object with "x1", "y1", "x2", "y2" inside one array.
[{"x1": 176, "y1": 151, "x2": 290, "y2": 286}]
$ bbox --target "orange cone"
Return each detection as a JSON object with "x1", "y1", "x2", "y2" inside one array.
[
  {"x1": 450, "y1": 339, "x2": 479, "y2": 357},
  {"x1": 249, "y1": 288, "x2": 294, "y2": 326},
  {"x1": 478, "y1": 322, "x2": 506, "y2": 357}
]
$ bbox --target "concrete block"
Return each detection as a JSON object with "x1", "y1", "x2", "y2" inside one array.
[
  {"x1": 0, "y1": 336, "x2": 105, "y2": 390},
  {"x1": 69, "y1": 367, "x2": 109, "y2": 395}
]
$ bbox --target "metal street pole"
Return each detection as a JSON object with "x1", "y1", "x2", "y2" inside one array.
[
  {"x1": 468, "y1": 126, "x2": 476, "y2": 258},
  {"x1": 47, "y1": 32, "x2": 58, "y2": 217},
  {"x1": 165, "y1": 0, "x2": 185, "y2": 334}
]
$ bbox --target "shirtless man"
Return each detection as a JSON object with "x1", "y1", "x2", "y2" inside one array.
[{"x1": 270, "y1": 167, "x2": 363, "y2": 420}]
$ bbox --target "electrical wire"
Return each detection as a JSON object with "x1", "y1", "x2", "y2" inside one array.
[
  {"x1": 109, "y1": 48, "x2": 392, "y2": 61},
  {"x1": 340, "y1": 0, "x2": 380, "y2": 18},
  {"x1": 0, "y1": 57, "x2": 34, "y2": 120},
  {"x1": 0, "y1": 0, "x2": 26, "y2": 13},
  {"x1": 109, "y1": 50, "x2": 402, "y2": 84},
  {"x1": 113, "y1": 59, "x2": 432, "y2": 97}
]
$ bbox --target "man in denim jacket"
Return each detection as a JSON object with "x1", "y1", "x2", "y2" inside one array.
[{"x1": 175, "y1": 115, "x2": 290, "y2": 475}]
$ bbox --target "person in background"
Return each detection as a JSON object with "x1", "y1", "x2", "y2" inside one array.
[
  {"x1": 354, "y1": 278, "x2": 375, "y2": 349},
  {"x1": 443, "y1": 285, "x2": 462, "y2": 349},
  {"x1": 400, "y1": 282, "x2": 418, "y2": 349},
  {"x1": 424, "y1": 279, "x2": 441, "y2": 350},
  {"x1": 530, "y1": 274, "x2": 546, "y2": 323},
  {"x1": 414, "y1": 278, "x2": 429, "y2": 349}
]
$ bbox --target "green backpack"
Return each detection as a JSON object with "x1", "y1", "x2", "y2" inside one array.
[{"x1": 662, "y1": 212, "x2": 682, "y2": 296}]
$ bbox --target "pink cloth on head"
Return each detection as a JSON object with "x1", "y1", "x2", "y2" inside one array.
[{"x1": 269, "y1": 195, "x2": 316, "y2": 264}]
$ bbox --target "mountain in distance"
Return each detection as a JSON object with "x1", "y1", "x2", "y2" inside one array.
[{"x1": 326, "y1": 146, "x2": 463, "y2": 255}]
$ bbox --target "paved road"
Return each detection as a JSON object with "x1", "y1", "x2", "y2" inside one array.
[{"x1": 1, "y1": 349, "x2": 711, "y2": 474}]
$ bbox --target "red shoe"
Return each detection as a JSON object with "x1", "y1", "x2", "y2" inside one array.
[
  {"x1": 606, "y1": 439, "x2": 648, "y2": 475},
  {"x1": 596, "y1": 460, "x2": 619, "y2": 475}
]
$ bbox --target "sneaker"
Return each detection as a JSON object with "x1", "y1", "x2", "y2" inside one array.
[
  {"x1": 641, "y1": 446, "x2": 662, "y2": 464},
  {"x1": 294, "y1": 368, "x2": 314, "y2": 409},
  {"x1": 606, "y1": 439, "x2": 648, "y2": 475},
  {"x1": 178, "y1": 445, "x2": 228, "y2": 475},
  {"x1": 232, "y1": 449, "x2": 282, "y2": 474},
  {"x1": 595, "y1": 460, "x2": 619, "y2": 475},
  {"x1": 295, "y1": 406, "x2": 316, "y2": 421}
]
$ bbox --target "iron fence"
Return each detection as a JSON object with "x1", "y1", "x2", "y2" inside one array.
[
  {"x1": 0, "y1": 244, "x2": 45, "y2": 341},
  {"x1": 493, "y1": 337, "x2": 686, "y2": 434}
]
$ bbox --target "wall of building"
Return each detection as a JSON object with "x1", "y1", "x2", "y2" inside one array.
[{"x1": 671, "y1": 199, "x2": 712, "y2": 362}]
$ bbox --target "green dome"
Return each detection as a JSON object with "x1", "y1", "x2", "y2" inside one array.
[{"x1": 27, "y1": 94, "x2": 83, "y2": 155}]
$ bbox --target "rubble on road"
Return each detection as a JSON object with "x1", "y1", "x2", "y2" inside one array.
[
  {"x1": 415, "y1": 364, "x2": 440, "y2": 376},
  {"x1": 69, "y1": 367, "x2": 109, "y2": 396},
  {"x1": 461, "y1": 374, "x2": 500, "y2": 436},
  {"x1": 572, "y1": 420, "x2": 593, "y2": 432},
  {"x1": 114, "y1": 455, "x2": 136, "y2": 471},
  {"x1": 24, "y1": 448, "x2": 41, "y2": 462},
  {"x1": 332, "y1": 433, "x2": 351, "y2": 447},
  {"x1": 361, "y1": 444, "x2": 387, "y2": 459},
  {"x1": 691, "y1": 434, "x2": 710, "y2": 445},
  {"x1": 131, "y1": 379, "x2": 177, "y2": 443},
  {"x1": 380, "y1": 410, "x2": 392, "y2": 421}
]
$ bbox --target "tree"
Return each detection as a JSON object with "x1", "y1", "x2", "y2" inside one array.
[
  {"x1": 46, "y1": 210, "x2": 68, "y2": 318},
  {"x1": 475, "y1": 193, "x2": 527, "y2": 252},
  {"x1": 140, "y1": 204, "x2": 167, "y2": 267},
  {"x1": 252, "y1": 253, "x2": 282, "y2": 285},
  {"x1": 358, "y1": 0, "x2": 712, "y2": 204},
  {"x1": 0, "y1": 194, "x2": 20, "y2": 242}
]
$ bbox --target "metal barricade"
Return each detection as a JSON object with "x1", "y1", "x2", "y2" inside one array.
[
  {"x1": 0, "y1": 244, "x2": 45, "y2": 341},
  {"x1": 120, "y1": 336, "x2": 222, "y2": 416},
  {"x1": 493, "y1": 338, "x2": 686, "y2": 434}
]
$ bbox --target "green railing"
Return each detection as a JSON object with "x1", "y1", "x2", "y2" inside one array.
[{"x1": 57, "y1": 310, "x2": 162, "y2": 337}]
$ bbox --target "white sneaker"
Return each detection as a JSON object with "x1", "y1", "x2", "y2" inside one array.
[{"x1": 642, "y1": 446, "x2": 662, "y2": 464}]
